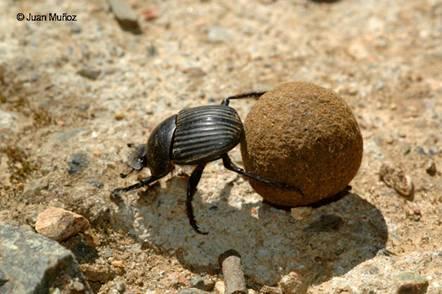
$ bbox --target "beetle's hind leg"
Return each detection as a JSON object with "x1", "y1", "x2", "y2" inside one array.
[
  {"x1": 187, "y1": 163, "x2": 208, "y2": 235},
  {"x1": 222, "y1": 155, "x2": 304, "y2": 196},
  {"x1": 221, "y1": 91, "x2": 266, "y2": 106}
]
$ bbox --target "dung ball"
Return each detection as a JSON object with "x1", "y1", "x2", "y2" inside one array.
[{"x1": 240, "y1": 82, "x2": 363, "y2": 207}]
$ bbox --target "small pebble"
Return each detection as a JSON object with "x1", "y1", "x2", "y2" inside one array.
[
  {"x1": 178, "y1": 288, "x2": 209, "y2": 294},
  {"x1": 214, "y1": 281, "x2": 225, "y2": 294},
  {"x1": 108, "y1": 0, "x2": 141, "y2": 33},
  {"x1": 147, "y1": 44, "x2": 157, "y2": 56},
  {"x1": 114, "y1": 112, "x2": 125, "y2": 121},
  {"x1": 290, "y1": 207, "x2": 312, "y2": 220},
  {"x1": 183, "y1": 67, "x2": 206, "y2": 79},
  {"x1": 142, "y1": 8, "x2": 159, "y2": 21},
  {"x1": 167, "y1": 272, "x2": 188, "y2": 288},
  {"x1": 68, "y1": 152, "x2": 89, "y2": 175},
  {"x1": 260, "y1": 285, "x2": 282, "y2": 294},
  {"x1": 405, "y1": 203, "x2": 422, "y2": 222},
  {"x1": 111, "y1": 260, "x2": 125, "y2": 268},
  {"x1": 207, "y1": 26, "x2": 231, "y2": 43},
  {"x1": 69, "y1": 23, "x2": 82, "y2": 34},
  {"x1": 115, "y1": 281, "x2": 126, "y2": 292},
  {"x1": 334, "y1": 287, "x2": 353, "y2": 294},
  {"x1": 0, "y1": 110, "x2": 16, "y2": 130},
  {"x1": 88, "y1": 179, "x2": 104, "y2": 189},
  {"x1": 279, "y1": 272, "x2": 308, "y2": 294},
  {"x1": 395, "y1": 272, "x2": 429, "y2": 294},
  {"x1": 70, "y1": 279, "x2": 85, "y2": 291},
  {"x1": 425, "y1": 159, "x2": 437, "y2": 176},
  {"x1": 80, "y1": 264, "x2": 115, "y2": 283},
  {"x1": 379, "y1": 163, "x2": 414, "y2": 198},
  {"x1": 35, "y1": 207, "x2": 90, "y2": 241},
  {"x1": 77, "y1": 68, "x2": 101, "y2": 80},
  {"x1": 190, "y1": 274, "x2": 215, "y2": 291}
]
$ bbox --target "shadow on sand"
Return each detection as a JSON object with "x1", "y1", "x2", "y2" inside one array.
[{"x1": 112, "y1": 176, "x2": 387, "y2": 286}]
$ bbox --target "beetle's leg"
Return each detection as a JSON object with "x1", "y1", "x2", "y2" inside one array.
[
  {"x1": 120, "y1": 168, "x2": 135, "y2": 178},
  {"x1": 111, "y1": 175, "x2": 160, "y2": 202},
  {"x1": 221, "y1": 91, "x2": 266, "y2": 106},
  {"x1": 187, "y1": 163, "x2": 208, "y2": 235},
  {"x1": 222, "y1": 155, "x2": 304, "y2": 195}
]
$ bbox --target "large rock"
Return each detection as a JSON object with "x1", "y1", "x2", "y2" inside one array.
[
  {"x1": 0, "y1": 224, "x2": 91, "y2": 293},
  {"x1": 310, "y1": 251, "x2": 441, "y2": 293},
  {"x1": 241, "y1": 82, "x2": 363, "y2": 206}
]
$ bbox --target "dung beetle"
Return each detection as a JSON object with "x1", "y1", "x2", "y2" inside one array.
[{"x1": 112, "y1": 92, "x2": 303, "y2": 234}]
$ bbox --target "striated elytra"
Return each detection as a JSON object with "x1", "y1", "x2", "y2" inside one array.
[
  {"x1": 112, "y1": 92, "x2": 302, "y2": 235},
  {"x1": 172, "y1": 105, "x2": 243, "y2": 165}
]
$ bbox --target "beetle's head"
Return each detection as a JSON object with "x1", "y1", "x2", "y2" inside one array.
[
  {"x1": 128, "y1": 143, "x2": 148, "y2": 170},
  {"x1": 120, "y1": 144, "x2": 148, "y2": 178}
]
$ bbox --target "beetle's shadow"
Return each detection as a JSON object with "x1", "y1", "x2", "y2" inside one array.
[{"x1": 112, "y1": 177, "x2": 388, "y2": 286}]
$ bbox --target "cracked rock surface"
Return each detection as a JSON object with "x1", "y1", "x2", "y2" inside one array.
[{"x1": 0, "y1": 224, "x2": 90, "y2": 293}]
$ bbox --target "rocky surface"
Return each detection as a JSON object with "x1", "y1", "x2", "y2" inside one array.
[
  {"x1": 0, "y1": 0, "x2": 441, "y2": 293},
  {"x1": 310, "y1": 251, "x2": 442, "y2": 294},
  {"x1": 0, "y1": 224, "x2": 90, "y2": 293},
  {"x1": 115, "y1": 185, "x2": 387, "y2": 285}
]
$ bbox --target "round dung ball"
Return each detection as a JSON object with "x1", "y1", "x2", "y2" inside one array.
[{"x1": 240, "y1": 82, "x2": 363, "y2": 206}]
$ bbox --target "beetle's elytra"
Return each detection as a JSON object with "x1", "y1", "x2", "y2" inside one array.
[
  {"x1": 173, "y1": 105, "x2": 243, "y2": 165},
  {"x1": 112, "y1": 92, "x2": 303, "y2": 234}
]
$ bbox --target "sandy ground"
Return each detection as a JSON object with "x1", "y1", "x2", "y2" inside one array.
[{"x1": 0, "y1": 0, "x2": 441, "y2": 293}]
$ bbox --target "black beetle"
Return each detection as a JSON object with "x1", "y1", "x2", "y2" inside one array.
[{"x1": 112, "y1": 92, "x2": 303, "y2": 234}]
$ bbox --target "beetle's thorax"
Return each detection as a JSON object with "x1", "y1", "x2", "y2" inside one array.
[{"x1": 146, "y1": 114, "x2": 177, "y2": 176}]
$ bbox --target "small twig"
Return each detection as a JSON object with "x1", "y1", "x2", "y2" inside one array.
[{"x1": 219, "y1": 250, "x2": 247, "y2": 294}]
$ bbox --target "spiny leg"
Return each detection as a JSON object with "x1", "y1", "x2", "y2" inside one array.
[
  {"x1": 222, "y1": 155, "x2": 304, "y2": 196},
  {"x1": 111, "y1": 175, "x2": 160, "y2": 203},
  {"x1": 221, "y1": 91, "x2": 266, "y2": 106},
  {"x1": 187, "y1": 163, "x2": 208, "y2": 235}
]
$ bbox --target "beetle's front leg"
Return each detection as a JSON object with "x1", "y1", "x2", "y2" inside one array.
[
  {"x1": 111, "y1": 175, "x2": 161, "y2": 203},
  {"x1": 222, "y1": 155, "x2": 304, "y2": 196}
]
